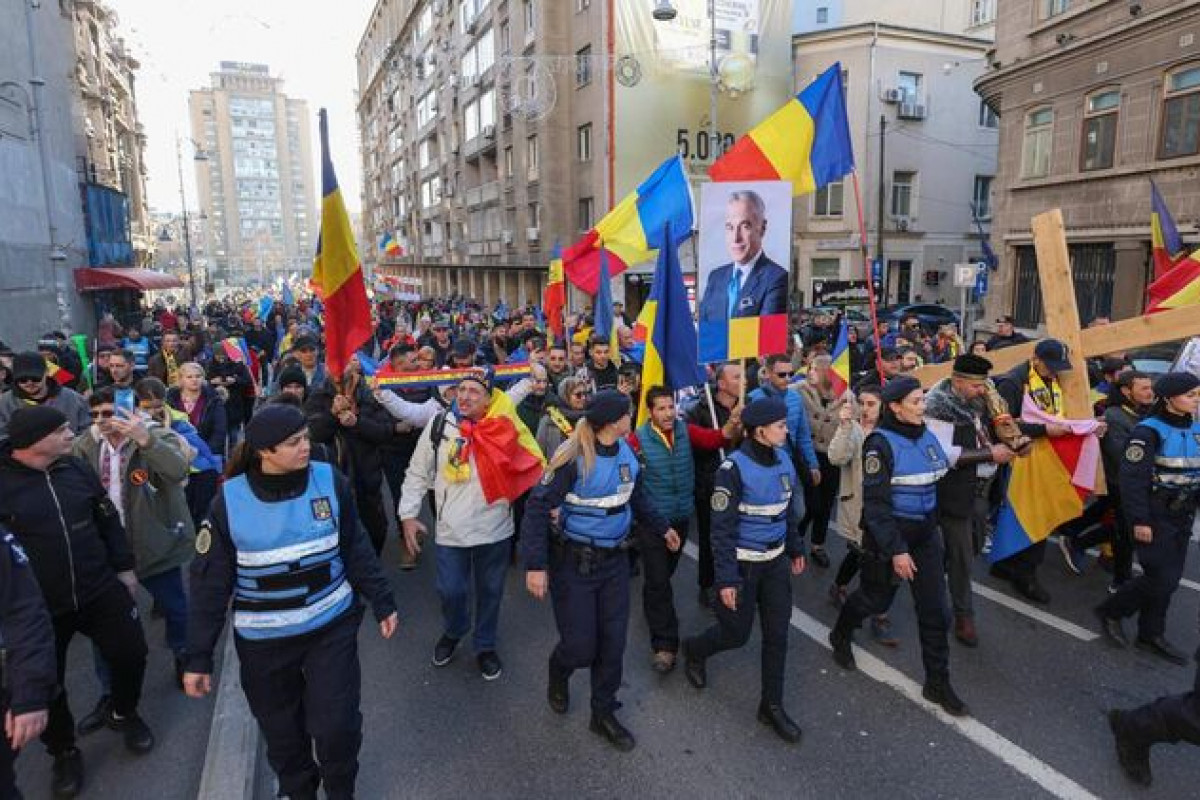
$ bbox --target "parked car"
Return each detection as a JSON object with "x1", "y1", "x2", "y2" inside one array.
[{"x1": 877, "y1": 303, "x2": 961, "y2": 330}]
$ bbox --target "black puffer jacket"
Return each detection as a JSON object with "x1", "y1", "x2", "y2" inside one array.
[
  {"x1": 305, "y1": 382, "x2": 399, "y2": 495},
  {"x1": 0, "y1": 445, "x2": 135, "y2": 617}
]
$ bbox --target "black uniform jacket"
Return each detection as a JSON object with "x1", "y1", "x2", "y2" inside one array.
[{"x1": 0, "y1": 526, "x2": 57, "y2": 714}]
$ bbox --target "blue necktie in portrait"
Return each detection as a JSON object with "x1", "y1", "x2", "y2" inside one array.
[{"x1": 727, "y1": 267, "x2": 741, "y2": 318}]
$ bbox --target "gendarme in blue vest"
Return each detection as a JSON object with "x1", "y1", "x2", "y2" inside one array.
[
  {"x1": 561, "y1": 440, "x2": 640, "y2": 548},
  {"x1": 224, "y1": 461, "x2": 353, "y2": 639},
  {"x1": 636, "y1": 418, "x2": 694, "y2": 521},
  {"x1": 727, "y1": 449, "x2": 796, "y2": 551},
  {"x1": 875, "y1": 428, "x2": 949, "y2": 521},
  {"x1": 1140, "y1": 416, "x2": 1200, "y2": 490}
]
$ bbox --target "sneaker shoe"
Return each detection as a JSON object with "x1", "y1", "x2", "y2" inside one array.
[
  {"x1": 477, "y1": 651, "x2": 503, "y2": 681},
  {"x1": 871, "y1": 615, "x2": 901, "y2": 647},
  {"x1": 51, "y1": 747, "x2": 84, "y2": 798},
  {"x1": 432, "y1": 635, "x2": 460, "y2": 667},
  {"x1": 1058, "y1": 536, "x2": 1088, "y2": 575},
  {"x1": 77, "y1": 694, "x2": 112, "y2": 736},
  {"x1": 1108, "y1": 709, "x2": 1153, "y2": 786},
  {"x1": 106, "y1": 709, "x2": 155, "y2": 754}
]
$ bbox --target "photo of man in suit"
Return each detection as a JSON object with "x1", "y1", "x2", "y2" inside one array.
[{"x1": 698, "y1": 190, "x2": 790, "y2": 323}]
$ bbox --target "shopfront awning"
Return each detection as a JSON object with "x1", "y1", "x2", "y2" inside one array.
[{"x1": 74, "y1": 267, "x2": 184, "y2": 293}]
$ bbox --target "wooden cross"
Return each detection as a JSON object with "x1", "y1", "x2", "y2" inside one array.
[{"x1": 916, "y1": 209, "x2": 1200, "y2": 418}]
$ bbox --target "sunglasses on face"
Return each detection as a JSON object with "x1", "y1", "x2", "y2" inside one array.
[
  {"x1": 16, "y1": 377, "x2": 42, "y2": 385},
  {"x1": 90, "y1": 409, "x2": 115, "y2": 419},
  {"x1": 774, "y1": 371, "x2": 794, "y2": 378}
]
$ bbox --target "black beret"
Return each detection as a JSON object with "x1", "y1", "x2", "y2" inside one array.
[
  {"x1": 292, "y1": 335, "x2": 318, "y2": 351},
  {"x1": 952, "y1": 354, "x2": 993, "y2": 379},
  {"x1": 276, "y1": 365, "x2": 307, "y2": 389},
  {"x1": 585, "y1": 389, "x2": 631, "y2": 428},
  {"x1": 881, "y1": 376, "x2": 922, "y2": 404},
  {"x1": 1153, "y1": 371, "x2": 1200, "y2": 399},
  {"x1": 12, "y1": 352, "x2": 46, "y2": 381},
  {"x1": 742, "y1": 397, "x2": 788, "y2": 429},
  {"x1": 245, "y1": 404, "x2": 307, "y2": 452},
  {"x1": 8, "y1": 405, "x2": 68, "y2": 449}
]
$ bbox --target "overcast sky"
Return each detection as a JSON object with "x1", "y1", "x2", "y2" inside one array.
[{"x1": 111, "y1": 0, "x2": 376, "y2": 215}]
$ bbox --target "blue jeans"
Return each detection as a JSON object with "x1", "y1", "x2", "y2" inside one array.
[
  {"x1": 434, "y1": 538, "x2": 511, "y2": 654},
  {"x1": 94, "y1": 567, "x2": 188, "y2": 692}
]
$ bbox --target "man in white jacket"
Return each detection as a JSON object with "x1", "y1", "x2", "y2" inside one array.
[{"x1": 392, "y1": 371, "x2": 533, "y2": 682}]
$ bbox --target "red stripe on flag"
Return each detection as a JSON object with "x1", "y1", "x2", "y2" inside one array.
[
  {"x1": 709, "y1": 136, "x2": 782, "y2": 184},
  {"x1": 563, "y1": 246, "x2": 629, "y2": 295},
  {"x1": 323, "y1": 272, "x2": 373, "y2": 378}
]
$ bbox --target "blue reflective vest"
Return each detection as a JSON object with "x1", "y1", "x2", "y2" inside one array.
[
  {"x1": 728, "y1": 449, "x2": 796, "y2": 551},
  {"x1": 1141, "y1": 416, "x2": 1200, "y2": 491},
  {"x1": 561, "y1": 441, "x2": 639, "y2": 548},
  {"x1": 876, "y1": 428, "x2": 949, "y2": 521},
  {"x1": 223, "y1": 462, "x2": 352, "y2": 640},
  {"x1": 123, "y1": 338, "x2": 151, "y2": 371}
]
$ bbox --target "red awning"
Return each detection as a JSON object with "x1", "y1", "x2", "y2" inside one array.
[{"x1": 74, "y1": 267, "x2": 184, "y2": 293}]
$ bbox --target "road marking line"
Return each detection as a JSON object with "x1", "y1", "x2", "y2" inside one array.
[
  {"x1": 681, "y1": 542, "x2": 1101, "y2": 800},
  {"x1": 970, "y1": 582, "x2": 1099, "y2": 642}
]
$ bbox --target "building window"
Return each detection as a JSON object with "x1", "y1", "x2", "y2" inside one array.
[
  {"x1": 1021, "y1": 108, "x2": 1053, "y2": 178},
  {"x1": 1041, "y1": 0, "x2": 1070, "y2": 20},
  {"x1": 811, "y1": 258, "x2": 840, "y2": 279},
  {"x1": 972, "y1": 175, "x2": 993, "y2": 220},
  {"x1": 576, "y1": 0, "x2": 590, "y2": 10},
  {"x1": 526, "y1": 135, "x2": 539, "y2": 179},
  {"x1": 499, "y1": 21, "x2": 511, "y2": 54},
  {"x1": 1081, "y1": 89, "x2": 1120, "y2": 171},
  {"x1": 978, "y1": 99, "x2": 999, "y2": 128},
  {"x1": 816, "y1": 7, "x2": 828, "y2": 24},
  {"x1": 576, "y1": 46, "x2": 592, "y2": 88},
  {"x1": 577, "y1": 123, "x2": 592, "y2": 161},
  {"x1": 504, "y1": 146, "x2": 514, "y2": 177},
  {"x1": 578, "y1": 197, "x2": 594, "y2": 231},
  {"x1": 524, "y1": 0, "x2": 536, "y2": 36},
  {"x1": 529, "y1": 201, "x2": 541, "y2": 229},
  {"x1": 970, "y1": 0, "x2": 996, "y2": 26},
  {"x1": 891, "y1": 171, "x2": 915, "y2": 218},
  {"x1": 897, "y1": 71, "x2": 922, "y2": 103},
  {"x1": 812, "y1": 180, "x2": 843, "y2": 217},
  {"x1": 1160, "y1": 65, "x2": 1200, "y2": 159}
]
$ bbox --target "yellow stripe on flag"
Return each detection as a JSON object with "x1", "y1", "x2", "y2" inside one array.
[
  {"x1": 314, "y1": 187, "x2": 361, "y2": 298},
  {"x1": 1009, "y1": 439, "x2": 1083, "y2": 544},
  {"x1": 728, "y1": 317, "x2": 760, "y2": 360},
  {"x1": 594, "y1": 193, "x2": 651, "y2": 264},
  {"x1": 749, "y1": 100, "x2": 818, "y2": 196},
  {"x1": 635, "y1": 299, "x2": 661, "y2": 428}
]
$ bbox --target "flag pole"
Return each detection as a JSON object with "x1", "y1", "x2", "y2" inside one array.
[{"x1": 851, "y1": 169, "x2": 886, "y2": 383}]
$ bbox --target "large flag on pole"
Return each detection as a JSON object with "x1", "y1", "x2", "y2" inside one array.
[
  {"x1": 563, "y1": 155, "x2": 693, "y2": 294},
  {"x1": 1146, "y1": 251, "x2": 1200, "y2": 312},
  {"x1": 635, "y1": 222, "x2": 705, "y2": 428},
  {"x1": 1150, "y1": 179, "x2": 1187, "y2": 281},
  {"x1": 709, "y1": 63, "x2": 855, "y2": 196},
  {"x1": 544, "y1": 242, "x2": 566, "y2": 343},
  {"x1": 829, "y1": 320, "x2": 851, "y2": 397},
  {"x1": 312, "y1": 109, "x2": 372, "y2": 380}
]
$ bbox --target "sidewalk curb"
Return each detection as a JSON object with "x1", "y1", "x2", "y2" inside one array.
[{"x1": 197, "y1": 630, "x2": 261, "y2": 799}]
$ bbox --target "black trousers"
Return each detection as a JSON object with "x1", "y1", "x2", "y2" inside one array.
[
  {"x1": 381, "y1": 439, "x2": 418, "y2": 521},
  {"x1": 801, "y1": 453, "x2": 841, "y2": 547},
  {"x1": 549, "y1": 544, "x2": 630, "y2": 715},
  {"x1": 1122, "y1": 639, "x2": 1200, "y2": 747},
  {"x1": 694, "y1": 488, "x2": 715, "y2": 591},
  {"x1": 639, "y1": 517, "x2": 690, "y2": 653},
  {"x1": 43, "y1": 582, "x2": 148, "y2": 755},
  {"x1": 689, "y1": 554, "x2": 792, "y2": 705},
  {"x1": 1099, "y1": 510, "x2": 1192, "y2": 640},
  {"x1": 995, "y1": 539, "x2": 1046, "y2": 583},
  {"x1": 237, "y1": 609, "x2": 364, "y2": 800},
  {"x1": 185, "y1": 469, "x2": 220, "y2": 527},
  {"x1": 1065, "y1": 491, "x2": 1134, "y2": 584},
  {"x1": 355, "y1": 488, "x2": 389, "y2": 556},
  {"x1": 836, "y1": 523, "x2": 951, "y2": 680}
]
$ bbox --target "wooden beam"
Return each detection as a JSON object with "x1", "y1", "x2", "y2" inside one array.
[
  {"x1": 1032, "y1": 209, "x2": 1093, "y2": 419},
  {"x1": 1079, "y1": 304, "x2": 1200, "y2": 357},
  {"x1": 914, "y1": 342, "x2": 1036, "y2": 388}
]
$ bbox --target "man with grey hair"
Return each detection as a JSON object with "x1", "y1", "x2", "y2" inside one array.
[{"x1": 698, "y1": 190, "x2": 789, "y2": 323}]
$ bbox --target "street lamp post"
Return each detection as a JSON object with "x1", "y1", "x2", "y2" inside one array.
[
  {"x1": 175, "y1": 136, "x2": 209, "y2": 312},
  {"x1": 652, "y1": 1, "x2": 719, "y2": 162}
]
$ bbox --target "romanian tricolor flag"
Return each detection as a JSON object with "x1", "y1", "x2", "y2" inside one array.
[
  {"x1": 543, "y1": 243, "x2": 566, "y2": 343},
  {"x1": 634, "y1": 223, "x2": 705, "y2": 428},
  {"x1": 829, "y1": 320, "x2": 851, "y2": 397},
  {"x1": 375, "y1": 363, "x2": 530, "y2": 391},
  {"x1": 471, "y1": 388, "x2": 547, "y2": 504},
  {"x1": 563, "y1": 155, "x2": 694, "y2": 294},
  {"x1": 1150, "y1": 179, "x2": 1187, "y2": 280},
  {"x1": 989, "y1": 398, "x2": 1101, "y2": 563},
  {"x1": 709, "y1": 63, "x2": 855, "y2": 196},
  {"x1": 313, "y1": 109, "x2": 373, "y2": 380},
  {"x1": 1146, "y1": 249, "x2": 1200, "y2": 312}
]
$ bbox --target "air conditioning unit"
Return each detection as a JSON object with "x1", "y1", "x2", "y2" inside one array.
[
  {"x1": 502, "y1": 230, "x2": 514, "y2": 245},
  {"x1": 482, "y1": 124, "x2": 495, "y2": 139},
  {"x1": 881, "y1": 88, "x2": 904, "y2": 103},
  {"x1": 526, "y1": 227, "x2": 540, "y2": 241},
  {"x1": 894, "y1": 216, "x2": 911, "y2": 232},
  {"x1": 898, "y1": 103, "x2": 927, "y2": 120}
]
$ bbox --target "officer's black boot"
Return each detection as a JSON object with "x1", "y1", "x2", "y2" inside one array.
[
  {"x1": 547, "y1": 659, "x2": 569, "y2": 715},
  {"x1": 682, "y1": 638, "x2": 707, "y2": 689},
  {"x1": 51, "y1": 748, "x2": 84, "y2": 798},
  {"x1": 589, "y1": 711, "x2": 636, "y2": 752},
  {"x1": 829, "y1": 621, "x2": 856, "y2": 671},
  {"x1": 1107, "y1": 709, "x2": 1153, "y2": 786},
  {"x1": 757, "y1": 702, "x2": 802, "y2": 744},
  {"x1": 922, "y1": 675, "x2": 969, "y2": 717}
]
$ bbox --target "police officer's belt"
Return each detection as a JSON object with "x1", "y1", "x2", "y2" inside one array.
[
  {"x1": 554, "y1": 529, "x2": 630, "y2": 551},
  {"x1": 736, "y1": 539, "x2": 786, "y2": 563}
]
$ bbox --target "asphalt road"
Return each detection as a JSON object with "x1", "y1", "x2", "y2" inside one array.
[{"x1": 15, "y1": 515, "x2": 1199, "y2": 799}]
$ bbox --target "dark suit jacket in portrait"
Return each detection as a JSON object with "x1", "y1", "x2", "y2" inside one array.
[{"x1": 698, "y1": 254, "x2": 789, "y2": 323}]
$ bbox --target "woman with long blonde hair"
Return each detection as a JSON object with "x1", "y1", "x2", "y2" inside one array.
[{"x1": 521, "y1": 390, "x2": 681, "y2": 752}]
